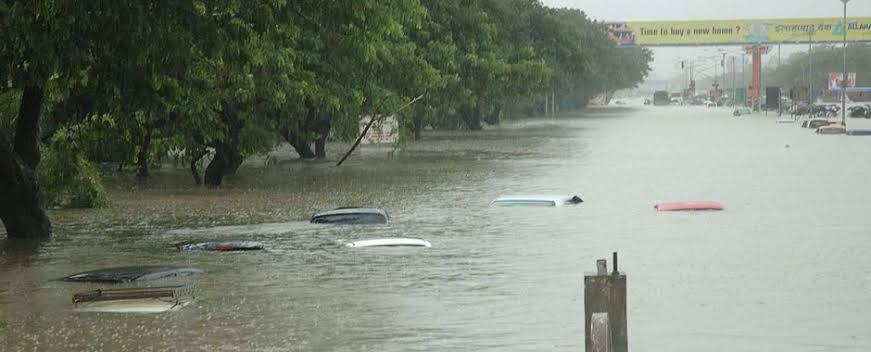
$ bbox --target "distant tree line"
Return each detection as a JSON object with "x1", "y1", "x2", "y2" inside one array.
[{"x1": 0, "y1": 0, "x2": 652, "y2": 238}]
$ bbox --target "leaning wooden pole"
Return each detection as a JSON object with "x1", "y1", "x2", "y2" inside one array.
[{"x1": 336, "y1": 95, "x2": 424, "y2": 166}]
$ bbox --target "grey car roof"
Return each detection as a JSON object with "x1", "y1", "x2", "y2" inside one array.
[{"x1": 312, "y1": 207, "x2": 388, "y2": 218}]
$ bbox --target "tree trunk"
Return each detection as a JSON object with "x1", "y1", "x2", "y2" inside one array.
[
  {"x1": 484, "y1": 106, "x2": 501, "y2": 125},
  {"x1": 460, "y1": 105, "x2": 482, "y2": 131},
  {"x1": 283, "y1": 128, "x2": 315, "y2": 159},
  {"x1": 203, "y1": 144, "x2": 226, "y2": 188},
  {"x1": 412, "y1": 108, "x2": 424, "y2": 141},
  {"x1": 221, "y1": 105, "x2": 243, "y2": 175},
  {"x1": 14, "y1": 86, "x2": 45, "y2": 169},
  {"x1": 190, "y1": 148, "x2": 207, "y2": 186},
  {"x1": 136, "y1": 128, "x2": 151, "y2": 178},
  {"x1": 0, "y1": 140, "x2": 51, "y2": 239},
  {"x1": 311, "y1": 111, "x2": 331, "y2": 160}
]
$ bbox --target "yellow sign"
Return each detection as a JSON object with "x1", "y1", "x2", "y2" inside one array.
[{"x1": 606, "y1": 17, "x2": 871, "y2": 46}]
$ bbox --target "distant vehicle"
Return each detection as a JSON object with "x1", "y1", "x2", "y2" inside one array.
[
  {"x1": 669, "y1": 98, "x2": 681, "y2": 105},
  {"x1": 704, "y1": 100, "x2": 716, "y2": 107},
  {"x1": 653, "y1": 91, "x2": 670, "y2": 106},
  {"x1": 613, "y1": 100, "x2": 626, "y2": 105},
  {"x1": 490, "y1": 195, "x2": 583, "y2": 207},
  {"x1": 848, "y1": 105, "x2": 870, "y2": 118},
  {"x1": 733, "y1": 108, "x2": 751, "y2": 117},
  {"x1": 311, "y1": 207, "x2": 389, "y2": 224},
  {"x1": 643, "y1": 98, "x2": 651, "y2": 105}
]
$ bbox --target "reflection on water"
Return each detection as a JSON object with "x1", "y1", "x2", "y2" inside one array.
[{"x1": 2, "y1": 106, "x2": 871, "y2": 351}]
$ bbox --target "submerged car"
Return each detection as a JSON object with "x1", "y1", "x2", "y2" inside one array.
[
  {"x1": 733, "y1": 108, "x2": 751, "y2": 117},
  {"x1": 802, "y1": 119, "x2": 832, "y2": 129},
  {"x1": 62, "y1": 266, "x2": 204, "y2": 283},
  {"x1": 310, "y1": 207, "x2": 389, "y2": 224},
  {"x1": 176, "y1": 241, "x2": 265, "y2": 252},
  {"x1": 73, "y1": 285, "x2": 194, "y2": 313},
  {"x1": 816, "y1": 123, "x2": 847, "y2": 135},
  {"x1": 489, "y1": 195, "x2": 583, "y2": 207}
]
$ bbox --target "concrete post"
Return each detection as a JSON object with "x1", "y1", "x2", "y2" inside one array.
[{"x1": 584, "y1": 252, "x2": 627, "y2": 352}]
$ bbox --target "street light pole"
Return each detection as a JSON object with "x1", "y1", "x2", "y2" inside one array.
[
  {"x1": 841, "y1": 0, "x2": 849, "y2": 125},
  {"x1": 808, "y1": 29, "x2": 814, "y2": 111}
]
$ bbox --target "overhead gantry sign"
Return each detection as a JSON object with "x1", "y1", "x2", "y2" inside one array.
[{"x1": 605, "y1": 17, "x2": 871, "y2": 46}]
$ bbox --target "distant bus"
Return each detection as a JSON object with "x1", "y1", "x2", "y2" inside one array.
[{"x1": 653, "y1": 91, "x2": 670, "y2": 106}]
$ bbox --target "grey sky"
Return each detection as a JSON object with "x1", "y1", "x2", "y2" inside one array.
[{"x1": 541, "y1": 0, "x2": 871, "y2": 82}]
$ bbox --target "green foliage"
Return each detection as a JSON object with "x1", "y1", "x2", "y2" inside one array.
[
  {"x1": 767, "y1": 44, "x2": 871, "y2": 89},
  {"x1": 38, "y1": 127, "x2": 109, "y2": 209},
  {"x1": 1, "y1": 0, "x2": 654, "y2": 197}
]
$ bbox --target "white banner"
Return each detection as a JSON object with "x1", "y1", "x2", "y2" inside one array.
[{"x1": 359, "y1": 115, "x2": 398, "y2": 144}]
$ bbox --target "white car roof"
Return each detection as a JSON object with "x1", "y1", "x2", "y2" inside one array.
[{"x1": 490, "y1": 195, "x2": 580, "y2": 206}]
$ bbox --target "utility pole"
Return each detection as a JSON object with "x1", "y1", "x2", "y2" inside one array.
[
  {"x1": 741, "y1": 53, "x2": 746, "y2": 107},
  {"x1": 808, "y1": 29, "x2": 815, "y2": 110},
  {"x1": 841, "y1": 0, "x2": 850, "y2": 126},
  {"x1": 732, "y1": 56, "x2": 736, "y2": 106}
]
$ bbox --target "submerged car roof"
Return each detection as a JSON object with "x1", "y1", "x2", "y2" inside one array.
[
  {"x1": 490, "y1": 195, "x2": 582, "y2": 206},
  {"x1": 62, "y1": 266, "x2": 204, "y2": 283},
  {"x1": 312, "y1": 207, "x2": 388, "y2": 218}
]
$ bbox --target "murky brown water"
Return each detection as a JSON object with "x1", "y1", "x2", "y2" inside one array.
[{"x1": 3, "y1": 104, "x2": 871, "y2": 351}]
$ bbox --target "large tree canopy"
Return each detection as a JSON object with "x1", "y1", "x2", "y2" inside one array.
[{"x1": 0, "y1": 0, "x2": 652, "y2": 238}]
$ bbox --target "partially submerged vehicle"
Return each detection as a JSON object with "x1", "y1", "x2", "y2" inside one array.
[
  {"x1": 62, "y1": 266, "x2": 203, "y2": 283},
  {"x1": 816, "y1": 123, "x2": 847, "y2": 135},
  {"x1": 311, "y1": 207, "x2": 389, "y2": 225},
  {"x1": 732, "y1": 108, "x2": 751, "y2": 117},
  {"x1": 801, "y1": 119, "x2": 832, "y2": 129},
  {"x1": 655, "y1": 201, "x2": 724, "y2": 211},
  {"x1": 73, "y1": 285, "x2": 194, "y2": 313},
  {"x1": 346, "y1": 238, "x2": 432, "y2": 248},
  {"x1": 176, "y1": 241, "x2": 265, "y2": 252},
  {"x1": 847, "y1": 130, "x2": 871, "y2": 136},
  {"x1": 489, "y1": 195, "x2": 583, "y2": 207}
]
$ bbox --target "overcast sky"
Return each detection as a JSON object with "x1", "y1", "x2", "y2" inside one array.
[{"x1": 541, "y1": 0, "x2": 871, "y2": 81}]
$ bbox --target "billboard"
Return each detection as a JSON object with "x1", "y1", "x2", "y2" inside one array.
[
  {"x1": 828, "y1": 72, "x2": 857, "y2": 90},
  {"x1": 605, "y1": 17, "x2": 871, "y2": 46}
]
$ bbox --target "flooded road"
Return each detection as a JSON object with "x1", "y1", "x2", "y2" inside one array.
[{"x1": 3, "y1": 105, "x2": 871, "y2": 351}]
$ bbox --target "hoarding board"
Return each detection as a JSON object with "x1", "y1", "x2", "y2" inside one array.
[
  {"x1": 828, "y1": 72, "x2": 857, "y2": 90},
  {"x1": 606, "y1": 17, "x2": 871, "y2": 46}
]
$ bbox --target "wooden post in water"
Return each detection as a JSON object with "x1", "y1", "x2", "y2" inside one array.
[{"x1": 584, "y1": 252, "x2": 627, "y2": 352}]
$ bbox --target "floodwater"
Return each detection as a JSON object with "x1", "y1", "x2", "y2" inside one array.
[{"x1": 2, "y1": 104, "x2": 871, "y2": 351}]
